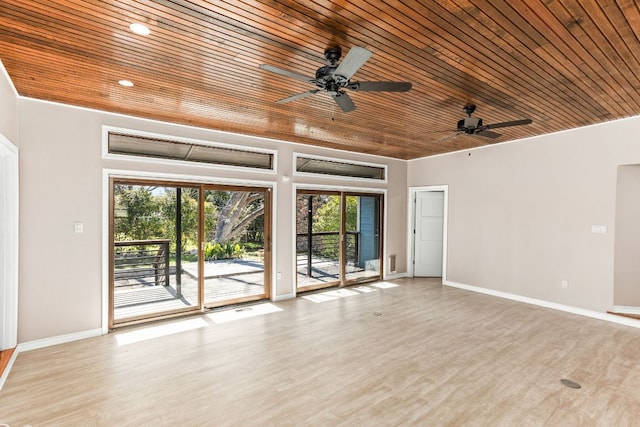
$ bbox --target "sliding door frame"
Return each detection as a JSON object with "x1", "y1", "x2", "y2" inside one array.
[
  {"x1": 109, "y1": 178, "x2": 204, "y2": 328},
  {"x1": 104, "y1": 170, "x2": 274, "y2": 330},
  {"x1": 293, "y1": 184, "x2": 386, "y2": 293},
  {"x1": 201, "y1": 183, "x2": 272, "y2": 309},
  {"x1": 342, "y1": 191, "x2": 384, "y2": 287}
]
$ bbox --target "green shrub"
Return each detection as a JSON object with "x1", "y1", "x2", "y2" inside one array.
[{"x1": 204, "y1": 241, "x2": 244, "y2": 260}]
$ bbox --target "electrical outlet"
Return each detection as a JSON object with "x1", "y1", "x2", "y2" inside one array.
[{"x1": 561, "y1": 280, "x2": 569, "y2": 289}]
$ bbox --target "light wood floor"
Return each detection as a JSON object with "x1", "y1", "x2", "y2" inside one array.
[{"x1": 1, "y1": 278, "x2": 640, "y2": 425}]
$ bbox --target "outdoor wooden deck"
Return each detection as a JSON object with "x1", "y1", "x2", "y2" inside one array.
[
  {"x1": 114, "y1": 260, "x2": 265, "y2": 321},
  {"x1": 296, "y1": 255, "x2": 380, "y2": 288},
  {"x1": 114, "y1": 257, "x2": 380, "y2": 322}
]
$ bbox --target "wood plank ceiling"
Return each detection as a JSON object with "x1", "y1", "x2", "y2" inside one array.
[{"x1": 1, "y1": 1, "x2": 639, "y2": 160}]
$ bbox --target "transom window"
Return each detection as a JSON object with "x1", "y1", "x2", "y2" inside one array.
[
  {"x1": 295, "y1": 154, "x2": 386, "y2": 180},
  {"x1": 107, "y1": 132, "x2": 274, "y2": 170}
]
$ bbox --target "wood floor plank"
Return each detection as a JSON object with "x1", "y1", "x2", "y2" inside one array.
[{"x1": 1, "y1": 278, "x2": 639, "y2": 425}]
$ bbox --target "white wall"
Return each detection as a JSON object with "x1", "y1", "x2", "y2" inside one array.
[
  {"x1": 408, "y1": 116, "x2": 640, "y2": 313},
  {"x1": 16, "y1": 98, "x2": 407, "y2": 342}
]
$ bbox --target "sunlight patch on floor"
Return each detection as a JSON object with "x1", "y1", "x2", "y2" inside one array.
[
  {"x1": 116, "y1": 317, "x2": 209, "y2": 346},
  {"x1": 206, "y1": 302, "x2": 282, "y2": 323},
  {"x1": 353, "y1": 285, "x2": 376, "y2": 293},
  {"x1": 302, "y1": 293, "x2": 341, "y2": 303},
  {"x1": 302, "y1": 288, "x2": 360, "y2": 303},
  {"x1": 371, "y1": 281, "x2": 399, "y2": 289},
  {"x1": 302, "y1": 283, "x2": 400, "y2": 303}
]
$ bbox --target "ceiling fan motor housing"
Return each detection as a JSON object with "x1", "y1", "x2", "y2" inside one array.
[
  {"x1": 315, "y1": 65, "x2": 338, "y2": 81},
  {"x1": 458, "y1": 117, "x2": 483, "y2": 132},
  {"x1": 324, "y1": 47, "x2": 342, "y2": 65}
]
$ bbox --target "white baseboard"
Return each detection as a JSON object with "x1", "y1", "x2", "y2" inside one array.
[
  {"x1": 16, "y1": 328, "x2": 104, "y2": 353},
  {"x1": 611, "y1": 305, "x2": 640, "y2": 316},
  {"x1": 384, "y1": 272, "x2": 408, "y2": 280},
  {"x1": 0, "y1": 348, "x2": 19, "y2": 392},
  {"x1": 272, "y1": 292, "x2": 296, "y2": 302},
  {"x1": 443, "y1": 280, "x2": 640, "y2": 329}
]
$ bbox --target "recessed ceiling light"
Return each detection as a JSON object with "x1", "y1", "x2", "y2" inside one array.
[
  {"x1": 129, "y1": 22, "x2": 150, "y2": 36},
  {"x1": 118, "y1": 79, "x2": 134, "y2": 87}
]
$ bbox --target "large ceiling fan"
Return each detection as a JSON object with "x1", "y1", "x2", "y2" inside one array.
[
  {"x1": 452, "y1": 104, "x2": 533, "y2": 138},
  {"x1": 259, "y1": 46, "x2": 412, "y2": 113}
]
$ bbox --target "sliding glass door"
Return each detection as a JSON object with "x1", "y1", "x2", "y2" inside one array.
[
  {"x1": 344, "y1": 194, "x2": 382, "y2": 283},
  {"x1": 110, "y1": 179, "x2": 271, "y2": 328},
  {"x1": 110, "y1": 182, "x2": 201, "y2": 326},
  {"x1": 296, "y1": 190, "x2": 383, "y2": 292},
  {"x1": 202, "y1": 186, "x2": 270, "y2": 308},
  {"x1": 296, "y1": 191, "x2": 342, "y2": 290}
]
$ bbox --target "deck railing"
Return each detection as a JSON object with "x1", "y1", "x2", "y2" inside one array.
[
  {"x1": 296, "y1": 231, "x2": 359, "y2": 276},
  {"x1": 114, "y1": 239, "x2": 171, "y2": 288}
]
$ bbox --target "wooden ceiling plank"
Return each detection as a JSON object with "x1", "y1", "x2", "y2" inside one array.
[
  {"x1": 615, "y1": 0, "x2": 640, "y2": 45},
  {"x1": 519, "y1": 0, "x2": 640, "y2": 114},
  {"x1": 1, "y1": 1, "x2": 342, "y2": 112},
  {"x1": 392, "y1": 0, "x2": 582, "y2": 128},
  {"x1": 466, "y1": 0, "x2": 630, "y2": 119},
  {"x1": 598, "y1": 0, "x2": 640, "y2": 69},
  {"x1": 438, "y1": 0, "x2": 612, "y2": 123},
  {"x1": 576, "y1": 0, "x2": 640, "y2": 88},
  {"x1": 561, "y1": 0, "x2": 640, "y2": 106}
]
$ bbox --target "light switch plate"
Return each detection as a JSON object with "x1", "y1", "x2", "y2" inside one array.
[
  {"x1": 74, "y1": 222, "x2": 84, "y2": 233},
  {"x1": 591, "y1": 225, "x2": 607, "y2": 234}
]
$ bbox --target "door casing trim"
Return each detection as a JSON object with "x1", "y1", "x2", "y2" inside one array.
[{"x1": 0, "y1": 133, "x2": 18, "y2": 350}]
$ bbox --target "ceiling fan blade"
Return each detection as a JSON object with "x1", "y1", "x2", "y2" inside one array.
[
  {"x1": 475, "y1": 129, "x2": 502, "y2": 139},
  {"x1": 485, "y1": 118, "x2": 533, "y2": 130},
  {"x1": 259, "y1": 64, "x2": 313, "y2": 83},
  {"x1": 276, "y1": 90, "x2": 320, "y2": 104},
  {"x1": 332, "y1": 92, "x2": 356, "y2": 112},
  {"x1": 436, "y1": 132, "x2": 463, "y2": 143},
  {"x1": 351, "y1": 81, "x2": 412, "y2": 92},
  {"x1": 333, "y1": 46, "x2": 372, "y2": 80}
]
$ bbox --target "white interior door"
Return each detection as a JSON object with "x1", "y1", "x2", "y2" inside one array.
[{"x1": 413, "y1": 191, "x2": 444, "y2": 277}]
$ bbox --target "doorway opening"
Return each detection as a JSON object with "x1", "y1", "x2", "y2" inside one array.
[
  {"x1": 296, "y1": 190, "x2": 383, "y2": 292},
  {"x1": 109, "y1": 178, "x2": 271, "y2": 328}
]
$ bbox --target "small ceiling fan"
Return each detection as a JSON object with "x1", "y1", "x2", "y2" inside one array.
[
  {"x1": 259, "y1": 46, "x2": 412, "y2": 113},
  {"x1": 452, "y1": 104, "x2": 533, "y2": 138}
]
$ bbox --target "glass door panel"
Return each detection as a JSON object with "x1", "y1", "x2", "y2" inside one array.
[
  {"x1": 296, "y1": 192, "x2": 341, "y2": 291},
  {"x1": 344, "y1": 194, "x2": 382, "y2": 283},
  {"x1": 111, "y1": 183, "x2": 200, "y2": 326},
  {"x1": 296, "y1": 191, "x2": 383, "y2": 290},
  {"x1": 202, "y1": 187, "x2": 269, "y2": 307}
]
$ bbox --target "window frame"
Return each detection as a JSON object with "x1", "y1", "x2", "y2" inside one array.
[{"x1": 102, "y1": 126, "x2": 277, "y2": 174}]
